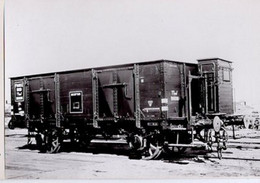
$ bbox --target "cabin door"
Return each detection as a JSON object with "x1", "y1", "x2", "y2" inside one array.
[{"x1": 203, "y1": 73, "x2": 217, "y2": 113}]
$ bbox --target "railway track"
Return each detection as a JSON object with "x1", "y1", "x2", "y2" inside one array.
[{"x1": 5, "y1": 128, "x2": 260, "y2": 178}]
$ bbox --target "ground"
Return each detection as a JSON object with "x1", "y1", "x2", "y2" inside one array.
[{"x1": 4, "y1": 123, "x2": 260, "y2": 179}]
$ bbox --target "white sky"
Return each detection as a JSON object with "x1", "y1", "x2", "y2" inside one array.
[{"x1": 4, "y1": 0, "x2": 260, "y2": 109}]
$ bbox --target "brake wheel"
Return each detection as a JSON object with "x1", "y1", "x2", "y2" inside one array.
[{"x1": 44, "y1": 129, "x2": 62, "y2": 153}]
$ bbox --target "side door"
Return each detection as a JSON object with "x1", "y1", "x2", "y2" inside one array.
[
  {"x1": 93, "y1": 68, "x2": 135, "y2": 121},
  {"x1": 27, "y1": 76, "x2": 56, "y2": 121}
]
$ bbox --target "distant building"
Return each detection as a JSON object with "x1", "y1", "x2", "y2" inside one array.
[
  {"x1": 235, "y1": 101, "x2": 260, "y2": 129},
  {"x1": 235, "y1": 101, "x2": 254, "y2": 115}
]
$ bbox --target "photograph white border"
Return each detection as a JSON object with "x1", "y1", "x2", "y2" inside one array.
[
  {"x1": 0, "y1": 0, "x2": 5, "y2": 179},
  {"x1": 2, "y1": 0, "x2": 260, "y2": 181}
]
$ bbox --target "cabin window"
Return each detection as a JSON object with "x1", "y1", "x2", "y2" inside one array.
[
  {"x1": 201, "y1": 63, "x2": 214, "y2": 72},
  {"x1": 14, "y1": 82, "x2": 24, "y2": 102},
  {"x1": 69, "y1": 91, "x2": 83, "y2": 113},
  {"x1": 223, "y1": 69, "x2": 230, "y2": 82}
]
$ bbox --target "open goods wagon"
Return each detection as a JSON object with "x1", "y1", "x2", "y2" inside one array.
[{"x1": 9, "y1": 58, "x2": 238, "y2": 159}]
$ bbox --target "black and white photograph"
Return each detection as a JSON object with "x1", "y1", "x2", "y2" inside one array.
[
  {"x1": 3, "y1": 0, "x2": 260, "y2": 180},
  {"x1": 0, "y1": 0, "x2": 4, "y2": 179}
]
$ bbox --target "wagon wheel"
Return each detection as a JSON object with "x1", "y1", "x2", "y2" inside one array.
[
  {"x1": 217, "y1": 145, "x2": 222, "y2": 160},
  {"x1": 8, "y1": 120, "x2": 15, "y2": 129},
  {"x1": 78, "y1": 134, "x2": 91, "y2": 150},
  {"x1": 70, "y1": 128, "x2": 91, "y2": 150},
  {"x1": 207, "y1": 129, "x2": 215, "y2": 151},
  {"x1": 45, "y1": 129, "x2": 62, "y2": 153},
  {"x1": 35, "y1": 134, "x2": 43, "y2": 149},
  {"x1": 128, "y1": 135, "x2": 143, "y2": 150},
  {"x1": 221, "y1": 128, "x2": 228, "y2": 150},
  {"x1": 79, "y1": 138, "x2": 90, "y2": 148},
  {"x1": 127, "y1": 135, "x2": 143, "y2": 159},
  {"x1": 215, "y1": 132, "x2": 223, "y2": 160},
  {"x1": 142, "y1": 135, "x2": 164, "y2": 160},
  {"x1": 254, "y1": 120, "x2": 260, "y2": 130},
  {"x1": 142, "y1": 143, "x2": 163, "y2": 160},
  {"x1": 27, "y1": 131, "x2": 33, "y2": 145},
  {"x1": 243, "y1": 116, "x2": 250, "y2": 129}
]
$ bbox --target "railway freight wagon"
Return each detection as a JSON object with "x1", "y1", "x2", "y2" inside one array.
[{"x1": 9, "y1": 58, "x2": 235, "y2": 159}]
